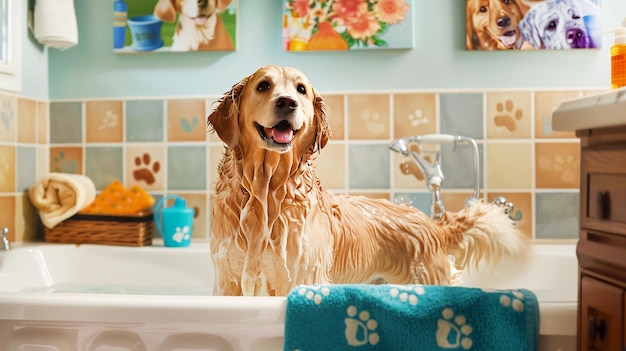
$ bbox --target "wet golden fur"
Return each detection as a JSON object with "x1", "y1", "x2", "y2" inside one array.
[
  {"x1": 208, "y1": 65, "x2": 528, "y2": 296},
  {"x1": 466, "y1": 0, "x2": 532, "y2": 50}
]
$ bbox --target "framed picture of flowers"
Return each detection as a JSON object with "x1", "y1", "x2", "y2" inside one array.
[
  {"x1": 282, "y1": 0, "x2": 414, "y2": 51},
  {"x1": 465, "y1": 0, "x2": 602, "y2": 50}
]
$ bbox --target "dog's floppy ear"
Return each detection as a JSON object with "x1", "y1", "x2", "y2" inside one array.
[
  {"x1": 518, "y1": 10, "x2": 542, "y2": 49},
  {"x1": 154, "y1": 0, "x2": 177, "y2": 23},
  {"x1": 207, "y1": 75, "x2": 250, "y2": 149},
  {"x1": 312, "y1": 88, "x2": 330, "y2": 152}
]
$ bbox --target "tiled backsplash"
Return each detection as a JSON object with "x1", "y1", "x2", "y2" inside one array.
[{"x1": 0, "y1": 88, "x2": 604, "y2": 243}]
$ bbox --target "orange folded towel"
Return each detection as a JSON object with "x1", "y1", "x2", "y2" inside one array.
[{"x1": 79, "y1": 180, "x2": 155, "y2": 216}]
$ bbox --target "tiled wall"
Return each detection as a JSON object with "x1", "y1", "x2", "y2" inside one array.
[{"x1": 0, "y1": 88, "x2": 604, "y2": 244}]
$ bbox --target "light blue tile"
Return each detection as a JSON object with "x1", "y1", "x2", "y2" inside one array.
[
  {"x1": 50, "y1": 102, "x2": 82, "y2": 144},
  {"x1": 439, "y1": 93, "x2": 484, "y2": 140},
  {"x1": 126, "y1": 100, "x2": 164, "y2": 142},
  {"x1": 535, "y1": 192, "x2": 579, "y2": 239},
  {"x1": 393, "y1": 192, "x2": 431, "y2": 214},
  {"x1": 348, "y1": 144, "x2": 390, "y2": 190},
  {"x1": 85, "y1": 147, "x2": 124, "y2": 190},
  {"x1": 441, "y1": 143, "x2": 484, "y2": 190},
  {"x1": 17, "y1": 146, "x2": 37, "y2": 192},
  {"x1": 168, "y1": 146, "x2": 206, "y2": 190}
]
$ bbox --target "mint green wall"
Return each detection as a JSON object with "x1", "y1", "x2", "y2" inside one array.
[
  {"x1": 21, "y1": 1, "x2": 48, "y2": 100},
  {"x1": 48, "y1": 1, "x2": 626, "y2": 99}
]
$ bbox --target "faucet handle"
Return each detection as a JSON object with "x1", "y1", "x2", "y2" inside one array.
[{"x1": 1, "y1": 227, "x2": 10, "y2": 250}]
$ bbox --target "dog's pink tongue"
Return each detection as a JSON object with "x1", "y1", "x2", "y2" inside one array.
[
  {"x1": 265, "y1": 127, "x2": 294, "y2": 144},
  {"x1": 498, "y1": 34, "x2": 517, "y2": 47},
  {"x1": 195, "y1": 16, "x2": 207, "y2": 25}
]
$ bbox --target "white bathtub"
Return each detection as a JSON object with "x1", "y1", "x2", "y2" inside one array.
[{"x1": 0, "y1": 242, "x2": 578, "y2": 351}]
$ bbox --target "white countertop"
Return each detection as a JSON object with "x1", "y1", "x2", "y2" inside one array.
[{"x1": 553, "y1": 87, "x2": 626, "y2": 132}]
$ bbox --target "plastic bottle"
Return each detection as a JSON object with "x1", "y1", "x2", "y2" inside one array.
[
  {"x1": 611, "y1": 18, "x2": 626, "y2": 89},
  {"x1": 113, "y1": 0, "x2": 128, "y2": 49}
]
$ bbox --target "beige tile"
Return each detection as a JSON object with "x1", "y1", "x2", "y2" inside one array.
[
  {"x1": 323, "y1": 94, "x2": 345, "y2": 140},
  {"x1": 0, "y1": 196, "x2": 15, "y2": 242},
  {"x1": 441, "y1": 192, "x2": 476, "y2": 213},
  {"x1": 18, "y1": 98, "x2": 37, "y2": 144},
  {"x1": 536, "y1": 142, "x2": 580, "y2": 189},
  {"x1": 86, "y1": 101, "x2": 123, "y2": 143},
  {"x1": 393, "y1": 93, "x2": 437, "y2": 138},
  {"x1": 50, "y1": 147, "x2": 83, "y2": 174},
  {"x1": 347, "y1": 94, "x2": 390, "y2": 140},
  {"x1": 535, "y1": 91, "x2": 579, "y2": 138},
  {"x1": 15, "y1": 193, "x2": 38, "y2": 242},
  {"x1": 0, "y1": 146, "x2": 15, "y2": 192},
  {"x1": 181, "y1": 193, "x2": 208, "y2": 240},
  {"x1": 315, "y1": 143, "x2": 345, "y2": 189},
  {"x1": 36, "y1": 145, "x2": 48, "y2": 181},
  {"x1": 487, "y1": 192, "x2": 532, "y2": 240},
  {"x1": 37, "y1": 101, "x2": 49, "y2": 144},
  {"x1": 392, "y1": 146, "x2": 428, "y2": 191},
  {"x1": 127, "y1": 146, "x2": 165, "y2": 191},
  {"x1": 486, "y1": 143, "x2": 532, "y2": 189},
  {"x1": 0, "y1": 95, "x2": 17, "y2": 142},
  {"x1": 486, "y1": 91, "x2": 531, "y2": 139},
  {"x1": 167, "y1": 99, "x2": 207, "y2": 142},
  {"x1": 209, "y1": 144, "x2": 226, "y2": 190},
  {"x1": 206, "y1": 97, "x2": 222, "y2": 143}
]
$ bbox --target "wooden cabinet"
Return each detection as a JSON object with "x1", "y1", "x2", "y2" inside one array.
[{"x1": 576, "y1": 125, "x2": 626, "y2": 351}]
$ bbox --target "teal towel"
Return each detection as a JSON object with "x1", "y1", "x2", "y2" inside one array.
[{"x1": 284, "y1": 284, "x2": 539, "y2": 351}]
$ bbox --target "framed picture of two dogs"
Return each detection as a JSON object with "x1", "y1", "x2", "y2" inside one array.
[
  {"x1": 112, "y1": 0, "x2": 602, "y2": 53},
  {"x1": 466, "y1": 0, "x2": 602, "y2": 50}
]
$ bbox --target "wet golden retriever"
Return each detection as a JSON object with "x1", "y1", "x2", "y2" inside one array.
[
  {"x1": 208, "y1": 65, "x2": 528, "y2": 296},
  {"x1": 466, "y1": 0, "x2": 532, "y2": 50}
]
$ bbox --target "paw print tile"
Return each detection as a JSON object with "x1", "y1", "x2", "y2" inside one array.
[
  {"x1": 127, "y1": 146, "x2": 165, "y2": 191},
  {"x1": 393, "y1": 93, "x2": 437, "y2": 138},
  {"x1": 0, "y1": 95, "x2": 16, "y2": 142},
  {"x1": 49, "y1": 147, "x2": 83, "y2": 174},
  {"x1": 86, "y1": 101, "x2": 123, "y2": 143},
  {"x1": 534, "y1": 91, "x2": 579, "y2": 139},
  {"x1": 345, "y1": 305, "x2": 379, "y2": 347},
  {"x1": 347, "y1": 94, "x2": 390, "y2": 140},
  {"x1": 167, "y1": 99, "x2": 206, "y2": 142},
  {"x1": 486, "y1": 92, "x2": 531, "y2": 139},
  {"x1": 535, "y1": 142, "x2": 580, "y2": 189}
]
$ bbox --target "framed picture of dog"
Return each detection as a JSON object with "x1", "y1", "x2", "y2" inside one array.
[
  {"x1": 465, "y1": 0, "x2": 602, "y2": 50},
  {"x1": 282, "y1": 0, "x2": 414, "y2": 51},
  {"x1": 113, "y1": 0, "x2": 237, "y2": 53}
]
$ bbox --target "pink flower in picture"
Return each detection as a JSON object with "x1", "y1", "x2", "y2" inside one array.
[
  {"x1": 290, "y1": 0, "x2": 312, "y2": 18},
  {"x1": 331, "y1": 0, "x2": 366, "y2": 23},
  {"x1": 347, "y1": 10, "x2": 381, "y2": 41},
  {"x1": 374, "y1": 0, "x2": 409, "y2": 25}
]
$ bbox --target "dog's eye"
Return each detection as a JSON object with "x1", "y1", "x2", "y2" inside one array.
[
  {"x1": 479, "y1": 6, "x2": 487, "y2": 13},
  {"x1": 257, "y1": 81, "x2": 270, "y2": 92},
  {"x1": 297, "y1": 84, "x2": 307, "y2": 95},
  {"x1": 546, "y1": 21, "x2": 557, "y2": 31},
  {"x1": 502, "y1": 0, "x2": 509, "y2": 4}
]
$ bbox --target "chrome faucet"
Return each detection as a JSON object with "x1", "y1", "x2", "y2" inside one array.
[{"x1": 1, "y1": 227, "x2": 10, "y2": 251}]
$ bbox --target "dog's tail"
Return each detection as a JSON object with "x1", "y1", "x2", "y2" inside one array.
[{"x1": 438, "y1": 201, "x2": 529, "y2": 271}]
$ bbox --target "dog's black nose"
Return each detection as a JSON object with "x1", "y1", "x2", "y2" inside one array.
[
  {"x1": 496, "y1": 16, "x2": 511, "y2": 28},
  {"x1": 276, "y1": 96, "x2": 298, "y2": 110},
  {"x1": 566, "y1": 28, "x2": 586, "y2": 48}
]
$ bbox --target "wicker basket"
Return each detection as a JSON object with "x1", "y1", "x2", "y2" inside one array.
[{"x1": 44, "y1": 211, "x2": 154, "y2": 246}]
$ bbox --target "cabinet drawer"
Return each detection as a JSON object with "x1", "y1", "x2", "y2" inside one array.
[
  {"x1": 581, "y1": 147, "x2": 626, "y2": 236},
  {"x1": 579, "y1": 276, "x2": 624, "y2": 350}
]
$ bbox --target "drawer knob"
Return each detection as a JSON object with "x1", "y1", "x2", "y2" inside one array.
[
  {"x1": 596, "y1": 191, "x2": 611, "y2": 220},
  {"x1": 588, "y1": 316, "x2": 607, "y2": 342}
]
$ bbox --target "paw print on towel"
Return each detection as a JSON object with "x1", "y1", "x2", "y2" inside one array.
[
  {"x1": 172, "y1": 226, "x2": 191, "y2": 243},
  {"x1": 388, "y1": 285, "x2": 425, "y2": 305},
  {"x1": 345, "y1": 305, "x2": 379, "y2": 347},
  {"x1": 436, "y1": 308, "x2": 473, "y2": 349},
  {"x1": 499, "y1": 290, "x2": 526, "y2": 313},
  {"x1": 296, "y1": 286, "x2": 330, "y2": 305}
]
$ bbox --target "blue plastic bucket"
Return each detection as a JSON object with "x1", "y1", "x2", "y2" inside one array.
[{"x1": 127, "y1": 15, "x2": 164, "y2": 51}]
